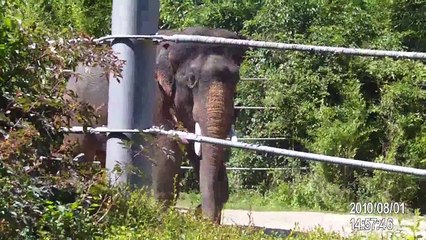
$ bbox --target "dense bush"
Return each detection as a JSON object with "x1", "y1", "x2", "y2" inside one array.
[
  {"x1": 0, "y1": 0, "x2": 119, "y2": 238},
  {"x1": 237, "y1": 0, "x2": 426, "y2": 210}
]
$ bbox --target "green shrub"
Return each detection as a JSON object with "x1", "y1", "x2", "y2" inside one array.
[{"x1": 0, "y1": 1, "x2": 120, "y2": 238}]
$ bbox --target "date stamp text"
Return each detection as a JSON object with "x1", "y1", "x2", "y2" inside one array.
[{"x1": 349, "y1": 202, "x2": 406, "y2": 215}]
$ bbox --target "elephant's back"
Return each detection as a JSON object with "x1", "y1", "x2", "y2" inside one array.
[{"x1": 66, "y1": 63, "x2": 109, "y2": 124}]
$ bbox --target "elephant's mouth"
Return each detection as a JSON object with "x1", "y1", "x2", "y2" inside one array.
[
  {"x1": 194, "y1": 122, "x2": 237, "y2": 157},
  {"x1": 193, "y1": 78, "x2": 239, "y2": 156},
  {"x1": 191, "y1": 80, "x2": 238, "y2": 156}
]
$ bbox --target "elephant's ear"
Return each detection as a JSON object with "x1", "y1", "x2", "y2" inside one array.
[
  {"x1": 231, "y1": 33, "x2": 249, "y2": 66},
  {"x1": 156, "y1": 41, "x2": 175, "y2": 97}
]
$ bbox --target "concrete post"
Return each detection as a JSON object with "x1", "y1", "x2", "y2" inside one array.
[{"x1": 106, "y1": 0, "x2": 159, "y2": 187}]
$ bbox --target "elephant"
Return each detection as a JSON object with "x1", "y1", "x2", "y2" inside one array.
[
  {"x1": 155, "y1": 27, "x2": 247, "y2": 223},
  {"x1": 62, "y1": 63, "x2": 109, "y2": 166},
  {"x1": 62, "y1": 27, "x2": 247, "y2": 224},
  {"x1": 62, "y1": 29, "x2": 179, "y2": 169}
]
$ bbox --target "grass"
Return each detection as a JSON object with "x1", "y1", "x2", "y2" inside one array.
[
  {"x1": 177, "y1": 189, "x2": 425, "y2": 238},
  {"x1": 178, "y1": 190, "x2": 304, "y2": 211},
  {"x1": 178, "y1": 190, "x2": 424, "y2": 219},
  {"x1": 178, "y1": 190, "x2": 341, "y2": 213},
  {"x1": 99, "y1": 188, "x2": 357, "y2": 239},
  {"x1": 102, "y1": 189, "x2": 401, "y2": 240},
  {"x1": 102, "y1": 189, "x2": 424, "y2": 240}
]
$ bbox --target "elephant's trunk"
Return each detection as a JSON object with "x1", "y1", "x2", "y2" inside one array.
[
  {"x1": 206, "y1": 81, "x2": 234, "y2": 138},
  {"x1": 199, "y1": 81, "x2": 233, "y2": 223}
]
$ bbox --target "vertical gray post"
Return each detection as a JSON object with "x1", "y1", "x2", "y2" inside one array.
[{"x1": 106, "y1": 0, "x2": 159, "y2": 186}]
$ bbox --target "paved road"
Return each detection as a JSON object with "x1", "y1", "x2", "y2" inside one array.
[{"x1": 219, "y1": 209, "x2": 426, "y2": 238}]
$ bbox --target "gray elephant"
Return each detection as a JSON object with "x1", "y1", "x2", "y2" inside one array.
[
  {"x1": 62, "y1": 30, "x2": 178, "y2": 169},
  {"x1": 62, "y1": 63, "x2": 109, "y2": 166},
  {"x1": 155, "y1": 27, "x2": 247, "y2": 223},
  {"x1": 62, "y1": 26, "x2": 246, "y2": 224}
]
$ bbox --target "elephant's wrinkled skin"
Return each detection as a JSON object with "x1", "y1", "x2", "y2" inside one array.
[{"x1": 156, "y1": 27, "x2": 247, "y2": 223}]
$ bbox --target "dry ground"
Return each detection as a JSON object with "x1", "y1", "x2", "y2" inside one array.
[{"x1": 219, "y1": 209, "x2": 426, "y2": 238}]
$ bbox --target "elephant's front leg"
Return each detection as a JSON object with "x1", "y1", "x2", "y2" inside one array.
[
  {"x1": 214, "y1": 160, "x2": 229, "y2": 223},
  {"x1": 152, "y1": 135, "x2": 183, "y2": 208},
  {"x1": 185, "y1": 143, "x2": 204, "y2": 215}
]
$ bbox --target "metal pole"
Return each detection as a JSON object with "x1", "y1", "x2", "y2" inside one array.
[{"x1": 106, "y1": 0, "x2": 159, "y2": 186}]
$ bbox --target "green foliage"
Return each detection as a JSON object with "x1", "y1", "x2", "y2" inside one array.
[
  {"x1": 161, "y1": 0, "x2": 426, "y2": 211},
  {"x1": 0, "y1": 0, "x2": 119, "y2": 238},
  {"x1": 391, "y1": 0, "x2": 426, "y2": 52},
  {"x1": 101, "y1": 189, "x2": 367, "y2": 240},
  {"x1": 7, "y1": 0, "x2": 111, "y2": 36},
  {"x1": 102, "y1": 189, "x2": 268, "y2": 239},
  {"x1": 160, "y1": 0, "x2": 261, "y2": 31},
  {"x1": 181, "y1": 173, "x2": 351, "y2": 213},
  {"x1": 266, "y1": 175, "x2": 351, "y2": 211}
]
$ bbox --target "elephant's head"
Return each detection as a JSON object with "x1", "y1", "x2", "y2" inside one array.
[
  {"x1": 163, "y1": 27, "x2": 247, "y2": 222},
  {"x1": 169, "y1": 27, "x2": 246, "y2": 137}
]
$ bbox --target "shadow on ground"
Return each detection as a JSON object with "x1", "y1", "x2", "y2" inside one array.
[{"x1": 250, "y1": 226, "x2": 302, "y2": 238}]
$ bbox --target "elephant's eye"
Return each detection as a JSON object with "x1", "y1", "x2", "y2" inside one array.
[
  {"x1": 187, "y1": 74, "x2": 198, "y2": 89},
  {"x1": 167, "y1": 76, "x2": 173, "y2": 85}
]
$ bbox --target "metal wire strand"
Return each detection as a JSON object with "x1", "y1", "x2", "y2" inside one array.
[
  {"x1": 62, "y1": 126, "x2": 426, "y2": 177},
  {"x1": 93, "y1": 34, "x2": 426, "y2": 60}
]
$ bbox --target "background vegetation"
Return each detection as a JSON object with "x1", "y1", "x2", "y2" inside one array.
[
  {"x1": 1, "y1": 0, "x2": 425, "y2": 238},
  {"x1": 160, "y1": 0, "x2": 426, "y2": 213}
]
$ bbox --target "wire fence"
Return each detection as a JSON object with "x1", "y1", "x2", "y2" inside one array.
[
  {"x1": 236, "y1": 137, "x2": 288, "y2": 141},
  {"x1": 61, "y1": 127, "x2": 287, "y2": 142},
  {"x1": 29, "y1": 67, "x2": 274, "y2": 110},
  {"x1": 37, "y1": 155, "x2": 306, "y2": 172},
  {"x1": 94, "y1": 34, "x2": 426, "y2": 60},
  {"x1": 240, "y1": 77, "x2": 268, "y2": 81},
  {"x1": 181, "y1": 166, "x2": 308, "y2": 171},
  {"x1": 235, "y1": 106, "x2": 277, "y2": 110},
  {"x1": 29, "y1": 65, "x2": 269, "y2": 82},
  {"x1": 55, "y1": 33, "x2": 426, "y2": 177},
  {"x1": 62, "y1": 126, "x2": 426, "y2": 177}
]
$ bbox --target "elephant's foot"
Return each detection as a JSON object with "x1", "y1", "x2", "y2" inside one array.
[
  {"x1": 215, "y1": 211, "x2": 222, "y2": 225},
  {"x1": 195, "y1": 203, "x2": 202, "y2": 215},
  {"x1": 194, "y1": 203, "x2": 222, "y2": 224},
  {"x1": 154, "y1": 192, "x2": 178, "y2": 211}
]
